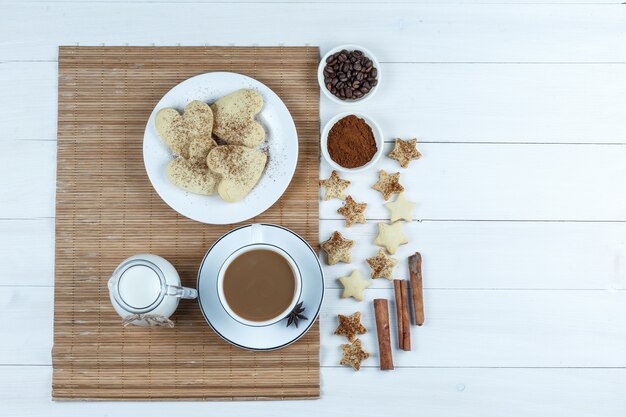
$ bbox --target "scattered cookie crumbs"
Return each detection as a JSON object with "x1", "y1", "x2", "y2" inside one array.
[
  {"x1": 374, "y1": 222, "x2": 409, "y2": 255},
  {"x1": 319, "y1": 170, "x2": 351, "y2": 201},
  {"x1": 340, "y1": 338, "x2": 370, "y2": 371},
  {"x1": 321, "y1": 231, "x2": 355, "y2": 265},
  {"x1": 366, "y1": 249, "x2": 398, "y2": 281},
  {"x1": 388, "y1": 138, "x2": 422, "y2": 168},
  {"x1": 385, "y1": 192, "x2": 416, "y2": 222},
  {"x1": 334, "y1": 311, "x2": 367, "y2": 342},
  {"x1": 339, "y1": 270, "x2": 371, "y2": 302},
  {"x1": 337, "y1": 195, "x2": 368, "y2": 227},
  {"x1": 372, "y1": 170, "x2": 404, "y2": 200}
]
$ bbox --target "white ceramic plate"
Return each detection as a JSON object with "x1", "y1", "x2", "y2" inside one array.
[
  {"x1": 197, "y1": 224, "x2": 324, "y2": 351},
  {"x1": 143, "y1": 72, "x2": 299, "y2": 224}
]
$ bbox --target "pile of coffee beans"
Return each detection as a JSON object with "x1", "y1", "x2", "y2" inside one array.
[{"x1": 322, "y1": 49, "x2": 378, "y2": 100}]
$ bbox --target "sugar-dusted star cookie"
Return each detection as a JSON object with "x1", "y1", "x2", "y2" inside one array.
[
  {"x1": 385, "y1": 192, "x2": 416, "y2": 222},
  {"x1": 319, "y1": 170, "x2": 351, "y2": 201},
  {"x1": 339, "y1": 270, "x2": 371, "y2": 301},
  {"x1": 389, "y1": 138, "x2": 422, "y2": 168},
  {"x1": 337, "y1": 195, "x2": 367, "y2": 227},
  {"x1": 374, "y1": 222, "x2": 409, "y2": 255},
  {"x1": 366, "y1": 249, "x2": 398, "y2": 281},
  {"x1": 372, "y1": 170, "x2": 404, "y2": 200},
  {"x1": 340, "y1": 338, "x2": 370, "y2": 371},
  {"x1": 321, "y1": 231, "x2": 355, "y2": 265},
  {"x1": 334, "y1": 311, "x2": 367, "y2": 342}
]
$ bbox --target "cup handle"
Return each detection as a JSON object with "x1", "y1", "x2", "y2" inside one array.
[
  {"x1": 166, "y1": 285, "x2": 198, "y2": 300},
  {"x1": 249, "y1": 223, "x2": 264, "y2": 244}
]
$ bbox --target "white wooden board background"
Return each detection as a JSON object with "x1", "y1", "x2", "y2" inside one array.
[{"x1": 1, "y1": 1, "x2": 626, "y2": 416}]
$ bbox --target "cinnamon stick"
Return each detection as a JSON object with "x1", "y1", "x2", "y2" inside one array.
[
  {"x1": 393, "y1": 280, "x2": 404, "y2": 349},
  {"x1": 409, "y1": 252, "x2": 424, "y2": 326},
  {"x1": 393, "y1": 280, "x2": 411, "y2": 350},
  {"x1": 400, "y1": 280, "x2": 411, "y2": 350},
  {"x1": 373, "y1": 299, "x2": 394, "y2": 370}
]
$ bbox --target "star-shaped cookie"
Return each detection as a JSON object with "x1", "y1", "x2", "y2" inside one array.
[
  {"x1": 339, "y1": 270, "x2": 371, "y2": 301},
  {"x1": 389, "y1": 138, "x2": 422, "y2": 168},
  {"x1": 320, "y1": 231, "x2": 355, "y2": 265},
  {"x1": 372, "y1": 170, "x2": 404, "y2": 200},
  {"x1": 340, "y1": 339, "x2": 370, "y2": 371},
  {"x1": 385, "y1": 192, "x2": 416, "y2": 222},
  {"x1": 366, "y1": 249, "x2": 398, "y2": 280},
  {"x1": 337, "y1": 195, "x2": 367, "y2": 227},
  {"x1": 334, "y1": 311, "x2": 367, "y2": 342},
  {"x1": 374, "y1": 222, "x2": 409, "y2": 255},
  {"x1": 319, "y1": 170, "x2": 351, "y2": 201}
]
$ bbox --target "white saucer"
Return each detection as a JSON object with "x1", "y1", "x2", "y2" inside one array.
[
  {"x1": 197, "y1": 224, "x2": 324, "y2": 350},
  {"x1": 143, "y1": 72, "x2": 299, "y2": 224}
]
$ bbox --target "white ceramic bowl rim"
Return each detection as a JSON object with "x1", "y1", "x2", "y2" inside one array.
[
  {"x1": 216, "y1": 243, "x2": 303, "y2": 327},
  {"x1": 318, "y1": 44, "x2": 381, "y2": 105},
  {"x1": 320, "y1": 111, "x2": 384, "y2": 173}
]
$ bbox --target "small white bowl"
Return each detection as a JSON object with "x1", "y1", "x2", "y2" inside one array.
[
  {"x1": 321, "y1": 112, "x2": 384, "y2": 173},
  {"x1": 318, "y1": 44, "x2": 381, "y2": 105}
]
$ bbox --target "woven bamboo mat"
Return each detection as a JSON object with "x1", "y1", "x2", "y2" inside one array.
[{"x1": 53, "y1": 46, "x2": 320, "y2": 400}]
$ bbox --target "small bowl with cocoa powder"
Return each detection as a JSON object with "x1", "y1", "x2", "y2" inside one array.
[{"x1": 321, "y1": 112, "x2": 383, "y2": 173}]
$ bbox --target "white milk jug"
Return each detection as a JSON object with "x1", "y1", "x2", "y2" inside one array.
[{"x1": 107, "y1": 254, "x2": 198, "y2": 327}]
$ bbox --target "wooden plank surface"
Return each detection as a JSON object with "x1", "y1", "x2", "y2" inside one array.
[
  {"x1": 5, "y1": 287, "x2": 626, "y2": 368},
  {"x1": 3, "y1": 366, "x2": 626, "y2": 417},
  {"x1": 2, "y1": 218, "x2": 625, "y2": 289},
  {"x1": 5, "y1": 62, "x2": 626, "y2": 144},
  {"x1": 4, "y1": 140, "x2": 626, "y2": 221},
  {"x1": 1, "y1": 4, "x2": 625, "y2": 62},
  {"x1": 1, "y1": 0, "x2": 626, "y2": 415}
]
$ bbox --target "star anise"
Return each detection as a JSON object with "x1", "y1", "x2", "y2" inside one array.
[{"x1": 286, "y1": 301, "x2": 308, "y2": 328}]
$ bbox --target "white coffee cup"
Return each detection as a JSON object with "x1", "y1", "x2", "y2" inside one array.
[{"x1": 217, "y1": 244, "x2": 302, "y2": 327}]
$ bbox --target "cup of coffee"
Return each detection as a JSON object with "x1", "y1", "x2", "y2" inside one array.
[{"x1": 217, "y1": 244, "x2": 302, "y2": 326}]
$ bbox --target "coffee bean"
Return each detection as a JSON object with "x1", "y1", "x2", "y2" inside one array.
[
  {"x1": 370, "y1": 79, "x2": 378, "y2": 87},
  {"x1": 323, "y1": 48, "x2": 378, "y2": 100}
]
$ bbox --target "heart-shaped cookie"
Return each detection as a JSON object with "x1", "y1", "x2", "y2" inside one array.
[
  {"x1": 207, "y1": 145, "x2": 267, "y2": 202},
  {"x1": 155, "y1": 100, "x2": 214, "y2": 159},
  {"x1": 166, "y1": 157, "x2": 220, "y2": 196},
  {"x1": 211, "y1": 89, "x2": 266, "y2": 148}
]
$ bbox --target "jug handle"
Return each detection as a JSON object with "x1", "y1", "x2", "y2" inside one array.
[{"x1": 166, "y1": 285, "x2": 198, "y2": 299}]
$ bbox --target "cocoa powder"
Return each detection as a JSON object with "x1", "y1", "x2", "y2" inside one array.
[{"x1": 327, "y1": 115, "x2": 377, "y2": 168}]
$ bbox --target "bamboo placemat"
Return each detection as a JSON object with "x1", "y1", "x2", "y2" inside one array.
[{"x1": 53, "y1": 46, "x2": 320, "y2": 400}]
